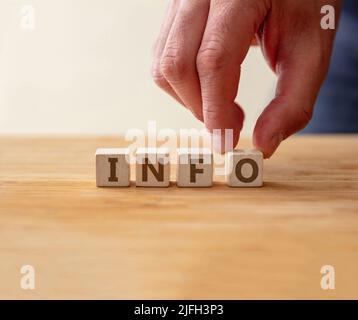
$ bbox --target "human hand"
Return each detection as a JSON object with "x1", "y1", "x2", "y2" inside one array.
[{"x1": 152, "y1": 0, "x2": 341, "y2": 157}]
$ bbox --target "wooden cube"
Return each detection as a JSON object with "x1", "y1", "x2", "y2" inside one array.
[
  {"x1": 226, "y1": 149, "x2": 263, "y2": 187},
  {"x1": 96, "y1": 148, "x2": 130, "y2": 187},
  {"x1": 177, "y1": 148, "x2": 213, "y2": 187},
  {"x1": 136, "y1": 148, "x2": 170, "y2": 187}
]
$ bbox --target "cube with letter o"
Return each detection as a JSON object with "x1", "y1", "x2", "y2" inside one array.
[{"x1": 225, "y1": 150, "x2": 263, "y2": 187}]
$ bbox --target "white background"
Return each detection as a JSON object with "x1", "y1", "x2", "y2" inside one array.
[{"x1": 0, "y1": 0, "x2": 276, "y2": 136}]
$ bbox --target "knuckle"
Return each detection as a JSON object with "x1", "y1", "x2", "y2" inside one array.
[
  {"x1": 197, "y1": 41, "x2": 229, "y2": 76},
  {"x1": 160, "y1": 50, "x2": 188, "y2": 81}
]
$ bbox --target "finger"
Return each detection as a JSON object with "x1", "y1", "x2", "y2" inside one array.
[
  {"x1": 160, "y1": 0, "x2": 210, "y2": 121},
  {"x1": 197, "y1": 0, "x2": 267, "y2": 153},
  {"x1": 152, "y1": 0, "x2": 184, "y2": 105},
  {"x1": 253, "y1": 52, "x2": 331, "y2": 159},
  {"x1": 251, "y1": 36, "x2": 259, "y2": 46}
]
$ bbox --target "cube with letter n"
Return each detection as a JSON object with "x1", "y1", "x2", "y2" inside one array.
[{"x1": 136, "y1": 148, "x2": 171, "y2": 187}]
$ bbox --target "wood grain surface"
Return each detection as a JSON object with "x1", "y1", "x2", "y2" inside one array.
[{"x1": 0, "y1": 135, "x2": 357, "y2": 299}]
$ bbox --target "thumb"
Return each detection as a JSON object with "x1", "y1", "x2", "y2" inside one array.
[{"x1": 253, "y1": 48, "x2": 332, "y2": 158}]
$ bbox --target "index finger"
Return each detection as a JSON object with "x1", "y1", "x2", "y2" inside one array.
[{"x1": 197, "y1": 0, "x2": 267, "y2": 153}]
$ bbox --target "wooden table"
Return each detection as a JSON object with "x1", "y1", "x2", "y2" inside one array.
[{"x1": 0, "y1": 136, "x2": 357, "y2": 299}]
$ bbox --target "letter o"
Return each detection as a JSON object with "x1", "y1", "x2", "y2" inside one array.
[{"x1": 235, "y1": 159, "x2": 259, "y2": 183}]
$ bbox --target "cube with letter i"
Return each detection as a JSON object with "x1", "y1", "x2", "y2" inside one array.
[
  {"x1": 225, "y1": 149, "x2": 263, "y2": 187},
  {"x1": 96, "y1": 148, "x2": 130, "y2": 187},
  {"x1": 136, "y1": 148, "x2": 171, "y2": 187},
  {"x1": 177, "y1": 148, "x2": 213, "y2": 187}
]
